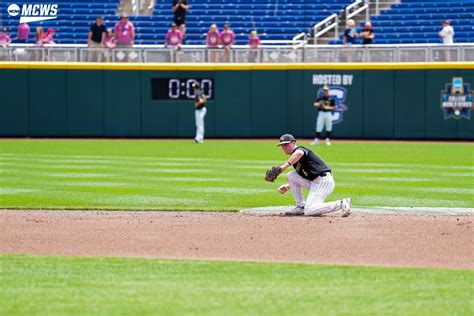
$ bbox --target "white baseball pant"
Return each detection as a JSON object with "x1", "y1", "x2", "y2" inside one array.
[
  {"x1": 195, "y1": 107, "x2": 207, "y2": 142},
  {"x1": 287, "y1": 171, "x2": 343, "y2": 216},
  {"x1": 316, "y1": 111, "x2": 333, "y2": 133}
]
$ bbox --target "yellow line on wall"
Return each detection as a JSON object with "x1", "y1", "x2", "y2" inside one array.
[{"x1": 0, "y1": 62, "x2": 473, "y2": 70}]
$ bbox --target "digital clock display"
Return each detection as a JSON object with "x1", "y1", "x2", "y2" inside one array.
[{"x1": 152, "y1": 78, "x2": 214, "y2": 100}]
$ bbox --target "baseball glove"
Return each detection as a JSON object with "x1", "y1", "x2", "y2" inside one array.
[{"x1": 265, "y1": 166, "x2": 281, "y2": 182}]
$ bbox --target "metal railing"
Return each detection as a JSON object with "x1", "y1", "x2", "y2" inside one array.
[
  {"x1": 346, "y1": 0, "x2": 370, "y2": 25},
  {"x1": 312, "y1": 13, "x2": 339, "y2": 45},
  {"x1": 2, "y1": 43, "x2": 474, "y2": 63}
]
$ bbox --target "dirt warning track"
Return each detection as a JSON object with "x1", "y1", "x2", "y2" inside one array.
[{"x1": 0, "y1": 210, "x2": 472, "y2": 269}]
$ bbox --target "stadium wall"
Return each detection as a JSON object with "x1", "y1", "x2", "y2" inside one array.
[{"x1": 0, "y1": 63, "x2": 473, "y2": 139}]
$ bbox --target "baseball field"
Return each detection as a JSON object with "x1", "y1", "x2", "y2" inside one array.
[{"x1": 1, "y1": 139, "x2": 473, "y2": 315}]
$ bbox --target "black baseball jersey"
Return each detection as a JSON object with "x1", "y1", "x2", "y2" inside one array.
[
  {"x1": 194, "y1": 90, "x2": 206, "y2": 110},
  {"x1": 316, "y1": 95, "x2": 335, "y2": 112},
  {"x1": 293, "y1": 146, "x2": 331, "y2": 180}
]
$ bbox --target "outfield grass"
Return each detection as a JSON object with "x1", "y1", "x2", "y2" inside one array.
[
  {"x1": 1, "y1": 255, "x2": 472, "y2": 316},
  {"x1": 0, "y1": 139, "x2": 473, "y2": 210}
]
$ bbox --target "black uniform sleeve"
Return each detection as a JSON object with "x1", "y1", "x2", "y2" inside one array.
[
  {"x1": 295, "y1": 146, "x2": 308, "y2": 157},
  {"x1": 330, "y1": 98, "x2": 336, "y2": 107}
]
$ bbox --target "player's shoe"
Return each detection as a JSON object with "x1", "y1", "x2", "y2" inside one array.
[
  {"x1": 310, "y1": 138, "x2": 320, "y2": 145},
  {"x1": 325, "y1": 138, "x2": 331, "y2": 146},
  {"x1": 341, "y1": 198, "x2": 352, "y2": 217},
  {"x1": 284, "y1": 206, "x2": 305, "y2": 216}
]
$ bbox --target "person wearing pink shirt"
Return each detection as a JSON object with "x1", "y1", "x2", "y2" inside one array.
[
  {"x1": 104, "y1": 28, "x2": 116, "y2": 49},
  {"x1": 115, "y1": 14, "x2": 135, "y2": 47},
  {"x1": 0, "y1": 28, "x2": 11, "y2": 47},
  {"x1": 220, "y1": 24, "x2": 235, "y2": 62},
  {"x1": 40, "y1": 28, "x2": 56, "y2": 61},
  {"x1": 15, "y1": 23, "x2": 30, "y2": 43},
  {"x1": 0, "y1": 28, "x2": 11, "y2": 61},
  {"x1": 103, "y1": 28, "x2": 116, "y2": 62},
  {"x1": 248, "y1": 30, "x2": 260, "y2": 63},
  {"x1": 165, "y1": 23, "x2": 183, "y2": 48},
  {"x1": 43, "y1": 28, "x2": 56, "y2": 45},
  {"x1": 165, "y1": 23, "x2": 183, "y2": 62},
  {"x1": 206, "y1": 24, "x2": 220, "y2": 62}
]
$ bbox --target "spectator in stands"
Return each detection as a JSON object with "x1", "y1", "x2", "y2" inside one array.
[
  {"x1": 115, "y1": 14, "x2": 135, "y2": 48},
  {"x1": 104, "y1": 28, "x2": 116, "y2": 62},
  {"x1": 342, "y1": 19, "x2": 358, "y2": 62},
  {"x1": 439, "y1": 20, "x2": 455, "y2": 61},
  {"x1": 165, "y1": 23, "x2": 183, "y2": 48},
  {"x1": 14, "y1": 23, "x2": 30, "y2": 43},
  {"x1": 206, "y1": 24, "x2": 220, "y2": 62},
  {"x1": 104, "y1": 28, "x2": 116, "y2": 49},
  {"x1": 248, "y1": 30, "x2": 260, "y2": 63},
  {"x1": 0, "y1": 28, "x2": 11, "y2": 61},
  {"x1": 34, "y1": 27, "x2": 45, "y2": 61},
  {"x1": 88, "y1": 16, "x2": 107, "y2": 62},
  {"x1": 165, "y1": 23, "x2": 183, "y2": 62},
  {"x1": 172, "y1": 0, "x2": 189, "y2": 39},
  {"x1": 35, "y1": 27, "x2": 44, "y2": 46},
  {"x1": 220, "y1": 24, "x2": 235, "y2": 62},
  {"x1": 42, "y1": 28, "x2": 56, "y2": 61},
  {"x1": 360, "y1": 21, "x2": 375, "y2": 45},
  {"x1": 43, "y1": 28, "x2": 56, "y2": 45},
  {"x1": 439, "y1": 20, "x2": 455, "y2": 45},
  {"x1": 342, "y1": 19, "x2": 358, "y2": 45},
  {"x1": 0, "y1": 28, "x2": 11, "y2": 48}
]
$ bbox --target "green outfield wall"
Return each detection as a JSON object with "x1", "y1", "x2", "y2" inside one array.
[{"x1": 0, "y1": 63, "x2": 473, "y2": 139}]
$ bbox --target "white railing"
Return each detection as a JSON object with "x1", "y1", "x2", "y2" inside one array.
[
  {"x1": 313, "y1": 13, "x2": 339, "y2": 45},
  {"x1": 346, "y1": 0, "x2": 370, "y2": 24},
  {"x1": 2, "y1": 43, "x2": 474, "y2": 63}
]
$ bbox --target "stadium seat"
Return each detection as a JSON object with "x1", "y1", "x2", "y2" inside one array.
[{"x1": 2, "y1": 0, "x2": 352, "y2": 45}]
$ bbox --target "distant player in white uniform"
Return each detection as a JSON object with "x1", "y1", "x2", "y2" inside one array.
[
  {"x1": 275, "y1": 134, "x2": 352, "y2": 216},
  {"x1": 439, "y1": 19, "x2": 454, "y2": 45},
  {"x1": 439, "y1": 19, "x2": 454, "y2": 61},
  {"x1": 311, "y1": 85, "x2": 336, "y2": 146},
  {"x1": 193, "y1": 82, "x2": 207, "y2": 144}
]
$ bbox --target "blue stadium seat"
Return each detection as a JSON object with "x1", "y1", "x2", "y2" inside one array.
[{"x1": 334, "y1": 0, "x2": 474, "y2": 45}]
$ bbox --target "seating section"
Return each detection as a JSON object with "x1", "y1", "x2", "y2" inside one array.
[
  {"x1": 4, "y1": 0, "x2": 471, "y2": 46},
  {"x1": 1, "y1": 0, "x2": 351, "y2": 45},
  {"x1": 331, "y1": 0, "x2": 474, "y2": 44}
]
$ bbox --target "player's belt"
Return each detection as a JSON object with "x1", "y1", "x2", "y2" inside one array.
[{"x1": 319, "y1": 171, "x2": 331, "y2": 177}]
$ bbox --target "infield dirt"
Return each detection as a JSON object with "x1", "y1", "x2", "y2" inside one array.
[{"x1": 0, "y1": 210, "x2": 472, "y2": 269}]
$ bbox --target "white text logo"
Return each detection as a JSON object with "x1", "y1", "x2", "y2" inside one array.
[{"x1": 7, "y1": 3, "x2": 58, "y2": 23}]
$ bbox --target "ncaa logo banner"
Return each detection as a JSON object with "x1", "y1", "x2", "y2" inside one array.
[{"x1": 7, "y1": 3, "x2": 58, "y2": 23}]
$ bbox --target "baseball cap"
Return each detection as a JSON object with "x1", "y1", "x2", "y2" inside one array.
[
  {"x1": 442, "y1": 19, "x2": 451, "y2": 25},
  {"x1": 323, "y1": 85, "x2": 330, "y2": 90},
  {"x1": 277, "y1": 134, "x2": 296, "y2": 146}
]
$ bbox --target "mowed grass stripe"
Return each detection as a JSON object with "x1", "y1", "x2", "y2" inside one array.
[
  {"x1": 2, "y1": 154, "x2": 473, "y2": 170},
  {"x1": 0, "y1": 255, "x2": 473, "y2": 316},
  {"x1": 3, "y1": 165, "x2": 472, "y2": 180},
  {"x1": 0, "y1": 140, "x2": 472, "y2": 210}
]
